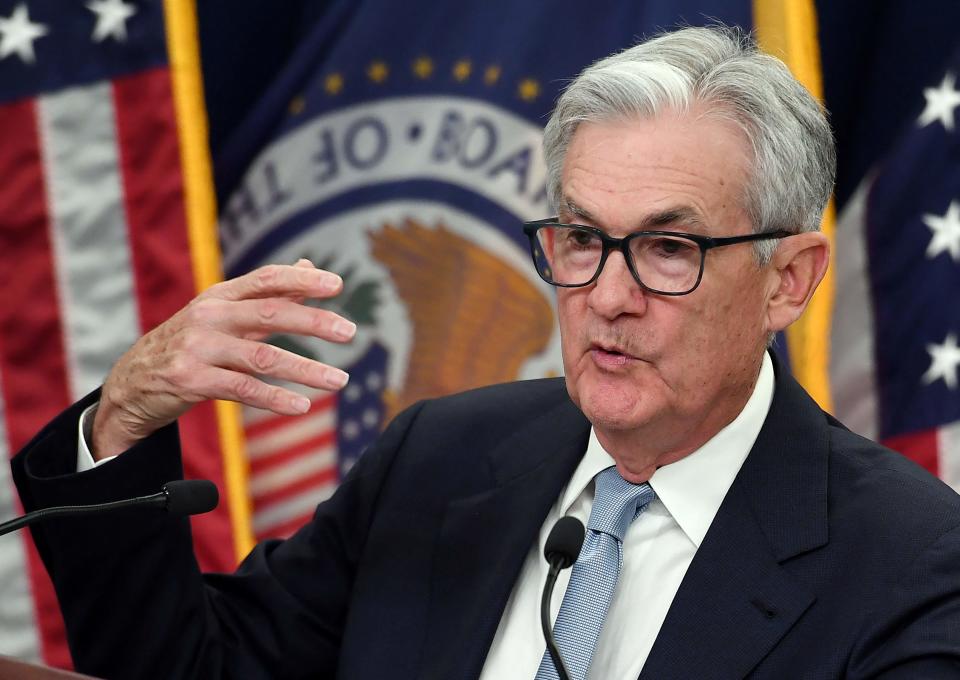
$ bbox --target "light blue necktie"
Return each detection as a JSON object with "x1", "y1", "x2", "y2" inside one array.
[{"x1": 535, "y1": 466, "x2": 656, "y2": 680}]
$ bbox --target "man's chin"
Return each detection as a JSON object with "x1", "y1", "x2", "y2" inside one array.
[
  {"x1": 566, "y1": 366, "x2": 661, "y2": 427},
  {"x1": 578, "y1": 386, "x2": 650, "y2": 432}
]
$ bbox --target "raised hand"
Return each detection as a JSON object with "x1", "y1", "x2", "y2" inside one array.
[{"x1": 91, "y1": 260, "x2": 355, "y2": 460}]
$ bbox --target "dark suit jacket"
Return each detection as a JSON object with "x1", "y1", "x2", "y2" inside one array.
[{"x1": 12, "y1": 360, "x2": 960, "y2": 679}]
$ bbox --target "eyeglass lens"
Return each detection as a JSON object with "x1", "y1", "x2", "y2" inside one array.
[{"x1": 532, "y1": 225, "x2": 702, "y2": 293}]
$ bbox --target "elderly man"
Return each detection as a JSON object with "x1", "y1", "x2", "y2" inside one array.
[{"x1": 13, "y1": 26, "x2": 960, "y2": 680}]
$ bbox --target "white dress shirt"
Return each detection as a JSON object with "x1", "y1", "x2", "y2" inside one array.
[
  {"x1": 479, "y1": 353, "x2": 774, "y2": 680},
  {"x1": 76, "y1": 355, "x2": 774, "y2": 679},
  {"x1": 76, "y1": 403, "x2": 114, "y2": 471}
]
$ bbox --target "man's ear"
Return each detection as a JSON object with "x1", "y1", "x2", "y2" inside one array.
[{"x1": 765, "y1": 231, "x2": 830, "y2": 333}]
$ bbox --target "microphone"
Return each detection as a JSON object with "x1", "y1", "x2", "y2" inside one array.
[
  {"x1": 0, "y1": 480, "x2": 219, "y2": 538},
  {"x1": 541, "y1": 516, "x2": 585, "y2": 680}
]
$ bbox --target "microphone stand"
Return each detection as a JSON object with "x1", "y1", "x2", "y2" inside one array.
[
  {"x1": 541, "y1": 558, "x2": 573, "y2": 680},
  {"x1": 0, "y1": 480, "x2": 218, "y2": 538},
  {"x1": 540, "y1": 515, "x2": 584, "y2": 680},
  {"x1": 0, "y1": 492, "x2": 170, "y2": 538}
]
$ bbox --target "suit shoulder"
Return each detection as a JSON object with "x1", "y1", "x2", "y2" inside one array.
[
  {"x1": 416, "y1": 377, "x2": 572, "y2": 423},
  {"x1": 827, "y1": 421, "x2": 960, "y2": 531},
  {"x1": 369, "y1": 378, "x2": 584, "y2": 506},
  {"x1": 384, "y1": 378, "x2": 579, "y2": 467}
]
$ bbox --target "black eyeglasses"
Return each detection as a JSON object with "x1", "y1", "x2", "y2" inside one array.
[{"x1": 522, "y1": 219, "x2": 792, "y2": 296}]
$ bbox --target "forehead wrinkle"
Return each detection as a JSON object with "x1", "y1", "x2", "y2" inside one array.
[{"x1": 561, "y1": 191, "x2": 708, "y2": 234}]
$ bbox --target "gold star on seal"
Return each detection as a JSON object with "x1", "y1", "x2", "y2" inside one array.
[
  {"x1": 323, "y1": 73, "x2": 343, "y2": 95},
  {"x1": 367, "y1": 60, "x2": 389, "y2": 83},
  {"x1": 518, "y1": 78, "x2": 540, "y2": 101},
  {"x1": 483, "y1": 65, "x2": 501, "y2": 86},
  {"x1": 412, "y1": 56, "x2": 434, "y2": 79},
  {"x1": 452, "y1": 59, "x2": 472, "y2": 82},
  {"x1": 288, "y1": 95, "x2": 306, "y2": 115}
]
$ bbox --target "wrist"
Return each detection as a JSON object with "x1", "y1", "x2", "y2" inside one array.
[{"x1": 90, "y1": 396, "x2": 136, "y2": 460}]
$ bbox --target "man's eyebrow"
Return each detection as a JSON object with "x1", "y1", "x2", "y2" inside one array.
[
  {"x1": 639, "y1": 207, "x2": 706, "y2": 230},
  {"x1": 560, "y1": 198, "x2": 594, "y2": 222},
  {"x1": 560, "y1": 198, "x2": 706, "y2": 231}
]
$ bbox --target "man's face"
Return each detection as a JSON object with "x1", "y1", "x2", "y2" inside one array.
[{"x1": 557, "y1": 112, "x2": 776, "y2": 464}]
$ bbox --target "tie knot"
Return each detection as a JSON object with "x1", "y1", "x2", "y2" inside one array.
[{"x1": 587, "y1": 466, "x2": 656, "y2": 542}]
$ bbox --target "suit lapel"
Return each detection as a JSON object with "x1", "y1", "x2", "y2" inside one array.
[
  {"x1": 421, "y1": 394, "x2": 590, "y2": 680},
  {"x1": 638, "y1": 480, "x2": 816, "y2": 679},
  {"x1": 641, "y1": 356, "x2": 830, "y2": 679}
]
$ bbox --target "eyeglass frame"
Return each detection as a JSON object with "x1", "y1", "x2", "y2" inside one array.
[{"x1": 522, "y1": 218, "x2": 793, "y2": 296}]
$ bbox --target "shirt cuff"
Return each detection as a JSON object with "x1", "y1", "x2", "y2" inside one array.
[{"x1": 76, "y1": 402, "x2": 118, "y2": 472}]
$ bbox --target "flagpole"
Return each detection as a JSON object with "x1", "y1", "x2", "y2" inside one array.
[
  {"x1": 163, "y1": 0, "x2": 255, "y2": 560},
  {"x1": 754, "y1": 0, "x2": 836, "y2": 412}
]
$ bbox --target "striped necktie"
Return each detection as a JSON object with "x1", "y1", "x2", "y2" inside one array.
[{"x1": 535, "y1": 466, "x2": 656, "y2": 680}]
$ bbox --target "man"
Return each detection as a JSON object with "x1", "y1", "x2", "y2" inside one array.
[{"x1": 12, "y1": 26, "x2": 960, "y2": 679}]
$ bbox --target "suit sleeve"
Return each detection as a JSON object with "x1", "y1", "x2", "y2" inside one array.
[
  {"x1": 846, "y1": 519, "x2": 960, "y2": 679},
  {"x1": 11, "y1": 391, "x2": 426, "y2": 680}
]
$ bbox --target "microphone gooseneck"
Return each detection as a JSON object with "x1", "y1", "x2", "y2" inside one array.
[
  {"x1": 541, "y1": 516, "x2": 585, "y2": 680},
  {"x1": 0, "y1": 479, "x2": 219, "y2": 538}
]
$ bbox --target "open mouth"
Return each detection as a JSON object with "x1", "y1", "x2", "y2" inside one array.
[{"x1": 589, "y1": 343, "x2": 635, "y2": 367}]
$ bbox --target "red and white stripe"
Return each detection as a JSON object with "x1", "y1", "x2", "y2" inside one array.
[
  {"x1": 940, "y1": 422, "x2": 960, "y2": 490},
  {"x1": 244, "y1": 391, "x2": 339, "y2": 540},
  {"x1": 883, "y1": 424, "x2": 960, "y2": 492},
  {"x1": 0, "y1": 378, "x2": 42, "y2": 661},
  {"x1": 0, "y1": 68, "x2": 237, "y2": 666},
  {"x1": 38, "y1": 81, "x2": 141, "y2": 398},
  {"x1": 0, "y1": 95, "x2": 75, "y2": 668}
]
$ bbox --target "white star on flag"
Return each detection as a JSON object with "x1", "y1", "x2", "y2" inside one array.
[
  {"x1": 86, "y1": 0, "x2": 137, "y2": 43},
  {"x1": 0, "y1": 3, "x2": 48, "y2": 64},
  {"x1": 922, "y1": 332, "x2": 960, "y2": 390},
  {"x1": 918, "y1": 71, "x2": 960, "y2": 132},
  {"x1": 922, "y1": 200, "x2": 960, "y2": 261}
]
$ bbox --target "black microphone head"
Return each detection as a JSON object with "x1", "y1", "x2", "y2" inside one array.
[
  {"x1": 544, "y1": 516, "x2": 585, "y2": 569},
  {"x1": 162, "y1": 480, "x2": 219, "y2": 516}
]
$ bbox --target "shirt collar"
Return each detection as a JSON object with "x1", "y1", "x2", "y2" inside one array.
[{"x1": 558, "y1": 352, "x2": 775, "y2": 548}]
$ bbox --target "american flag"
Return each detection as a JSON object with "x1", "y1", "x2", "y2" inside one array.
[
  {"x1": 244, "y1": 343, "x2": 386, "y2": 540},
  {"x1": 831, "y1": 48, "x2": 960, "y2": 492},
  {"x1": 0, "y1": 0, "x2": 245, "y2": 667}
]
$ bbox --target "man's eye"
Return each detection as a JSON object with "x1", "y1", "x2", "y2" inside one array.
[
  {"x1": 564, "y1": 230, "x2": 597, "y2": 248},
  {"x1": 652, "y1": 237, "x2": 694, "y2": 256},
  {"x1": 572, "y1": 231, "x2": 594, "y2": 246}
]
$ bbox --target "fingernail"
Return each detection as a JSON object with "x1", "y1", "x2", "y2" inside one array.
[
  {"x1": 330, "y1": 369, "x2": 349, "y2": 389},
  {"x1": 293, "y1": 258, "x2": 314, "y2": 267},
  {"x1": 292, "y1": 395, "x2": 311, "y2": 413},
  {"x1": 333, "y1": 319, "x2": 357, "y2": 340},
  {"x1": 320, "y1": 273, "x2": 342, "y2": 293}
]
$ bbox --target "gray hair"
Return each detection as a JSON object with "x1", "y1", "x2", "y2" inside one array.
[{"x1": 543, "y1": 25, "x2": 836, "y2": 264}]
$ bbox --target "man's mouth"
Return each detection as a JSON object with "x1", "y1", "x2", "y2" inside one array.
[{"x1": 589, "y1": 342, "x2": 636, "y2": 368}]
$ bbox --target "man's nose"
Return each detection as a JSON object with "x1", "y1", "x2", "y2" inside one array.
[{"x1": 586, "y1": 251, "x2": 647, "y2": 319}]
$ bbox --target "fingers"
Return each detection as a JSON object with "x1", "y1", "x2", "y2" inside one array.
[
  {"x1": 204, "y1": 262, "x2": 343, "y2": 303},
  {"x1": 92, "y1": 260, "x2": 359, "y2": 455},
  {"x1": 180, "y1": 297, "x2": 357, "y2": 342},
  {"x1": 149, "y1": 335, "x2": 347, "y2": 416},
  {"x1": 288, "y1": 259, "x2": 315, "y2": 304},
  {"x1": 191, "y1": 366, "x2": 320, "y2": 415},
  {"x1": 199, "y1": 333, "x2": 350, "y2": 393}
]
